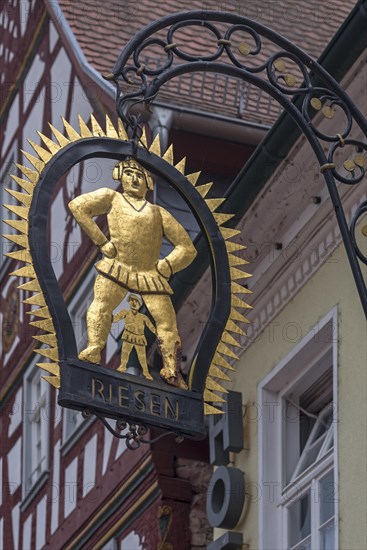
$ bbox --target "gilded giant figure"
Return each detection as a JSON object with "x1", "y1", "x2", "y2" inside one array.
[{"x1": 68, "y1": 158, "x2": 197, "y2": 389}]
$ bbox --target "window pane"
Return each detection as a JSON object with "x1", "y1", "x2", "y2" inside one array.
[
  {"x1": 291, "y1": 536, "x2": 311, "y2": 550},
  {"x1": 313, "y1": 409, "x2": 333, "y2": 440},
  {"x1": 289, "y1": 493, "x2": 311, "y2": 547},
  {"x1": 299, "y1": 437, "x2": 325, "y2": 472},
  {"x1": 284, "y1": 401, "x2": 302, "y2": 485},
  {"x1": 320, "y1": 471, "x2": 336, "y2": 524},
  {"x1": 299, "y1": 412, "x2": 316, "y2": 456},
  {"x1": 320, "y1": 520, "x2": 335, "y2": 550},
  {"x1": 290, "y1": 404, "x2": 334, "y2": 482}
]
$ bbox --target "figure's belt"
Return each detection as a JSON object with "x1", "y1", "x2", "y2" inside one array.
[
  {"x1": 95, "y1": 258, "x2": 172, "y2": 295},
  {"x1": 122, "y1": 333, "x2": 147, "y2": 345}
]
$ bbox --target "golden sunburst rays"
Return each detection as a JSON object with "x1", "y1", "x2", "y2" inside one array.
[
  {"x1": 147, "y1": 133, "x2": 253, "y2": 415},
  {"x1": 3, "y1": 114, "x2": 130, "y2": 388},
  {"x1": 4, "y1": 115, "x2": 252, "y2": 405},
  {"x1": 203, "y1": 228, "x2": 252, "y2": 415}
]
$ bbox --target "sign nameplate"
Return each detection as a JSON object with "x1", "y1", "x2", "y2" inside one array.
[{"x1": 59, "y1": 361, "x2": 205, "y2": 439}]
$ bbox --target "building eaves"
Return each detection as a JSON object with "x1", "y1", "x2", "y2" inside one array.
[{"x1": 52, "y1": 0, "x2": 356, "y2": 126}]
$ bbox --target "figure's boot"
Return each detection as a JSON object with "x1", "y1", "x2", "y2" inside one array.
[
  {"x1": 79, "y1": 345, "x2": 102, "y2": 364},
  {"x1": 158, "y1": 338, "x2": 188, "y2": 390},
  {"x1": 78, "y1": 307, "x2": 108, "y2": 364}
]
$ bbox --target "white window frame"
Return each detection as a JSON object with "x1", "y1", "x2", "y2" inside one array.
[
  {"x1": 62, "y1": 268, "x2": 95, "y2": 447},
  {"x1": 68, "y1": 266, "x2": 96, "y2": 355},
  {"x1": 281, "y1": 466, "x2": 336, "y2": 550},
  {"x1": 258, "y1": 307, "x2": 338, "y2": 550},
  {"x1": 22, "y1": 360, "x2": 50, "y2": 501}
]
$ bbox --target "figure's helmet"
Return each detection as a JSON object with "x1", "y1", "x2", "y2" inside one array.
[
  {"x1": 128, "y1": 293, "x2": 143, "y2": 307},
  {"x1": 112, "y1": 158, "x2": 154, "y2": 190}
]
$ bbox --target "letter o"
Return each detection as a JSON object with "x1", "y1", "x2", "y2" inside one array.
[{"x1": 206, "y1": 466, "x2": 245, "y2": 529}]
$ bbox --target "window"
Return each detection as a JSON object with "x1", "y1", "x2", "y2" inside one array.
[
  {"x1": 63, "y1": 269, "x2": 95, "y2": 444},
  {"x1": 68, "y1": 267, "x2": 95, "y2": 355},
  {"x1": 287, "y1": 469, "x2": 336, "y2": 550},
  {"x1": 259, "y1": 309, "x2": 338, "y2": 550},
  {"x1": 1, "y1": 149, "x2": 16, "y2": 274},
  {"x1": 23, "y1": 363, "x2": 50, "y2": 498},
  {"x1": 281, "y1": 362, "x2": 336, "y2": 550}
]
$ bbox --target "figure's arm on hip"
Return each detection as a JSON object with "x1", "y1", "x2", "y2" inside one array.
[
  {"x1": 68, "y1": 188, "x2": 115, "y2": 249},
  {"x1": 158, "y1": 207, "x2": 197, "y2": 275}
]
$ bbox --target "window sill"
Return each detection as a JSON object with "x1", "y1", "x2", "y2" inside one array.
[{"x1": 20, "y1": 470, "x2": 49, "y2": 512}]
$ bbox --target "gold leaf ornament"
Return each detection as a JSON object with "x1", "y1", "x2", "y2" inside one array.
[
  {"x1": 310, "y1": 97, "x2": 322, "y2": 110},
  {"x1": 343, "y1": 159, "x2": 355, "y2": 172},
  {"x1": 274, "y1": 59, "x2": 286, "y2": 72},
  {"x1": 284, "y1": 74, "x2": 297, "y2": 87},
  {"x1": 238, "y1": 42, "x2": 251, "y2": 56},
  {"x1": 322, "y1": 105, "x2": 335, "y2": 119},
  {"x1": 353, "y1": 155, "x2": 365, "y2": 168}
]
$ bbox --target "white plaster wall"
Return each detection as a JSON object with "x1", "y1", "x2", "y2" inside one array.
[
  {"x1": 49, "y1": 20, "x2": 59, "y2": 53},
  {"x1": 7, "y1": 438, "x2": 21, "y2": 494},
  {"x1": 82, "y1": 434, "x2": 97, "y2": 496},
  {"x1": 49, "y1": 186, "x2": 68, "y2": 282},
  {"x1": 50, "y1": 48, "x2": 71, "y2": 127},
  {"x1": 102, "y1": 428, "x2": 114, "y2": 475},
  {"x1": 11, "y1": 504, "x2": 20, "y2": 550},
  {"x1": 19, "y1": 1, "x2": 32, "y2": 36},
  {"x1": 51, "y1": 440, "x2": 61, "y2": 535},
  {"x1": 54, "y1": 401, "x2": 63, "y2": 430},
  {"x1": 22, "y1": 91, "x2": 46, "y2": 158},
  {"x1": 115, "y1": 437, "x2": 127, "y2": 460},
  {"x1": 64, "y1": 457, "x2": 78, "y2": 518},
  {"x1": 68, "y1": 78, "x2": 96, "y2": 130},
  {"x1": 120, "y1": 531, "x2": 144, "y2": 550},
  {"x1": 1, "y1": 94, "x2": 19, "y2": 154},
  {"x1": 8, "y1": 387, "x2": 22, "y2": 437},
  {"x1": 36, "y1": 496, "x2": 47, "y2": 549},
  {"x1": 23, "y1": 54, "x2": 45, "y2": 111},
  {"x1": 22, "y1": 513, "x2": 32, "y2": 550}
]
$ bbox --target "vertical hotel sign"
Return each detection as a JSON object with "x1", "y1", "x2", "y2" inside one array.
[{"x1": 3, "y1": 115, "x2": 251, "y2": 443}]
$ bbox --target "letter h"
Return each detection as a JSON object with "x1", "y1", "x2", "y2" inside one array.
[{"x1": 208, "y1": 391, "x2": 243, "y2": 465}]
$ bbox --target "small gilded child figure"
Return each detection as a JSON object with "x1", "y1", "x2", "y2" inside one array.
[{"x1": 113, "y1": 294, "x2": 156, "y2": 380}]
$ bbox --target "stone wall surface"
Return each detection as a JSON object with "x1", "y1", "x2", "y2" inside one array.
[{"x1": 176, "y1": 458, "x2": 213, "y2": 549}]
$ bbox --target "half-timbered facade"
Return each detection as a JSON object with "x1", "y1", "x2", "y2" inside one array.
[
  {"x1": 1, "y1": 1, "x2": 365, "y2": 549},
  {"x1": 0, "y1": 3, "x2": 218, "y2": 548}
]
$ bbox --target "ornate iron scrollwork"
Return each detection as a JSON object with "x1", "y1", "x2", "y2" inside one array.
[
  {"x1": 105, "y1": 10, "x2": 367, "y2": 316},
  {"x1": 82, "y1": 409, "x2": 184, "y2": 450}
]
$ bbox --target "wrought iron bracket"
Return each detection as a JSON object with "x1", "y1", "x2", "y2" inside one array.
[
  {"x1": 82, "y1": 409, "x2": 184, "y2": 450},
  {"x1": 108, "y1": 10, "x2": 367, "y2": 317}
]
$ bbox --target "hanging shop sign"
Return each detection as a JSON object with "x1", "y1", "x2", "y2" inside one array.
[{"x1": 3, "y1": 115, "x2": 251, "y2": 447}]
